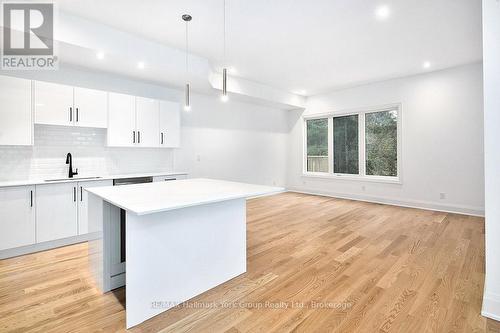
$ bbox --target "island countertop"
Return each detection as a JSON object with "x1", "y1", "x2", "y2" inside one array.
[{"x1": 85, "y1": 178, "x2": 284, "y2": 215}]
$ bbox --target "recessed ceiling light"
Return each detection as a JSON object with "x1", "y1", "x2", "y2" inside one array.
[
  {"x1": 96, "y1": 51, "x2": 105, "y2": 60},
  {"x1": 375, "y1": 5, "x2": 391, "y2": 20},
  {"x1": 423, "y1": 61, "x2": 431, "y2": 69},
  {"x1": 294, "y1": 90, "x2": 307, "y2": 96},
  {"x1": 137, "y1": 61, "x2": 145, "y2": 69}
]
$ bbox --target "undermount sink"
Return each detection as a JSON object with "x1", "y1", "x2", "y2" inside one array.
[{"x1": 44, "y1": 176, "x2": 103, "y2": 182}]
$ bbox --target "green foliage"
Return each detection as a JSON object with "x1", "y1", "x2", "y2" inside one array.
[
  {"x1": 365, "y1": 111, "x2": 397, "y2": 177},
  {"x1": 306, "y1": 119, "x2": 328, "y2": 156},
  {"x1": 333, "y1": 115, "x2": 359, "y2": 174}
]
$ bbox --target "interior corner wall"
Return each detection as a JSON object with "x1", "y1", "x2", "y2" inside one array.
[
  {"x1": 286, "y1": 62, "x2": 484, "y2": 216},
  {"x1": 174, "y1": 93, "x2": 289, "y2": 187},
  {"x1": 482, "y1": 0, "x2": 500, "y2": 321}
]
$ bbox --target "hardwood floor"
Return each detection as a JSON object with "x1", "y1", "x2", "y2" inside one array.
[{"x1": 1, "y1": 192, "x2": 498, "y2": 332}]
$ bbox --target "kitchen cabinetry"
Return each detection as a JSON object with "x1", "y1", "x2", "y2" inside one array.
[
  {"x1": 0, "y1": 186, "x2": 35, "y2": 251},
  {"x1": 78, "y1": 180, "x2": 113, "y2": 235},
  {"x1": 73, "y1": 87, "x2": 108, "y2": 128},
  {"x1": 36, "y1": 182, "x2": 78, "y2": 243},
  {"x1": 136, "y1": 97, "x2": 160, "y2": 148},
  {"x1": 34, "y1": 81, "x2": 74, "y2": 126},
  {"x1": 0, "y1": 76, "x2": 33, "y2": 146},
  {"x1": 159, "y1": 100, "x2": 180, "y2": 148},
  {"x1": 152, "y1": 174, "x2": 187, "y2": 182},
  {"x1": 108, "y1": 94, "x2": 161, "y2": 148},
  {"x1": 107, "y1": 92, "x2": 136, "y2": 147},
  {"x1": 34, "y1": 81, "x2": 107, "y2": 128},
  {"x1": 0, "y1": 174, "x2": 187, "y2": 257}
]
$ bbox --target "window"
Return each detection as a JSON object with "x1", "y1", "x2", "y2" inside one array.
[
  {"x1": 303, "y1": 105, "x2": 400, "y2": 182},
  {"x1": 306, "y1": 118, "x2": 328, "y2": 172},
  {"x1": 333, "y1": 115, "x2": 359, "y2": 174},
  {"x1": 365, "y1": 110, "x2": 398, "y2": 177}
]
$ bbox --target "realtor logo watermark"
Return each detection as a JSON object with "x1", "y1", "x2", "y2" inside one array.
[{"x1": 1, "y1": 2, "x2": 58, "y2": 70}]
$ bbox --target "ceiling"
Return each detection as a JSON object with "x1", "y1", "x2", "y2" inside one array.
[{"x1": 54, "y1": 0, "x2": 482, "y2": 96}]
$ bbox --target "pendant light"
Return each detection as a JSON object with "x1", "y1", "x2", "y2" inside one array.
[
  {"x1": 182, "y1": 14, "x2": 192, "y2": 111},
  {"x1": 221, "y1": 0, "x2": 228, "y2": 102}
]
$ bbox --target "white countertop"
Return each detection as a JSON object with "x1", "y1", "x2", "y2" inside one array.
[
  {"x1": 0, "y1": 171, "x2": 188, "y2": 188},
  {"x1": 86, "y1": 178, "x2": 284, "y2": 215}
]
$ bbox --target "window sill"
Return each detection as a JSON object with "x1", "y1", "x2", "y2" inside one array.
[{"x1": 302, "y1": 172, "x2": 402, "y2": 184}]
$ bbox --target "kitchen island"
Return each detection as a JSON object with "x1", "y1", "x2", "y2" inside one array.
[{"x1": 86, "y1": 178, "x2": 283, "y2": 328}]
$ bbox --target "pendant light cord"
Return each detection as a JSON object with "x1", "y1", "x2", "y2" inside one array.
[
  {"x1": 185, "y1": 20, "x2": 189, "y2": 79},
  {"x1": 223, "y1": 0, "x2": 226, "y2": 65}
]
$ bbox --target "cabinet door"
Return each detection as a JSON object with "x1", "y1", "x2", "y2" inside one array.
[
  {"x1": 34, "y1": 81, "x2": 74, "y2": 126},
  {"x1": 159, "y1": 100, "x2": 181, "y2": 148},
  {"x1": 77, "y1": 180, "x2": 113, "y2": 235},
  {"x1": 107, "y1": 92, "x2": 136, "y2": 147},
  {"x1": 74, "y1": 87, "x2": 108, "y2": 128},
  {"x1": 0, "y1": 76, "x2": 33, "y2": 146},
  {"x1": 136, "y1": 97, "x2": 159, "y2": 148},
  {"x1": 36, "y1": 183, "x2": 78, "y2": 243},
  {"x1": 0, "y1": 186, "x2": 35, "y2": 250}
]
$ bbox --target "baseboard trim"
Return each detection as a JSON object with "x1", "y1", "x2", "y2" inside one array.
[
  {"x1": 286, "y1": 187, "x2": 485, "y2": 217},
  {"x1": 0, "y1": 232, "x2": 99, "y2": 260},
  {"x1": 482, "y1": 293, "x2": 500, "y2": 321}
]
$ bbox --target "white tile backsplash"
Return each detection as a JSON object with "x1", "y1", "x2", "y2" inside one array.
[{"x1": 0, "y1": 125, "x2": 174, "y2": 181}]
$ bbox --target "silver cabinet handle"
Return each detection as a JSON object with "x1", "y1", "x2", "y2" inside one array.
[
  {"x1": 69, "y1": 107, "x2": 73, "y2": 122},
  {"x1": 161, "y1": 132, "x2": 164, "y2": 145},
  {"x1": 76, "y1": 108, "x2": 79, "y2": 122},
  {"x1": 138, "y1": 131, "x2": 141, "y2": 143},
  {"x1": 133, "y1": 131, "x2": 136, "y2": 143},
  {"x1": 73, "y1": 187, "x2": 76, "y2": 202}
]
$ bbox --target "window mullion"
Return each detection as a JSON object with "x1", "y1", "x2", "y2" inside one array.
[{"x1": 359, "y1": 113, "x2": 366, "y2": 176}]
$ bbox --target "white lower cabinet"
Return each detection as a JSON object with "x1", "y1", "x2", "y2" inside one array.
[
  {"x1": 0, "y1": 186, "x2": 35, "y2": 251},
  {"x1": 36, "y1": 183, "x2": 78, "y2": 243},
  {"x1": 152, "y1": 174, "x2": 187, "y2": 182},
  {"x1": 78, "y1": 180, "x2": 113, "y2": 235}
]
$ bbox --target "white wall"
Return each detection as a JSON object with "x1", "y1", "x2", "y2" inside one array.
[
  {"x1": 287, "y1": 63, "x2": 484, "y2": 216},
  {"x1": 482, "y1": 0, "x2": 500, "y2": 321},
  {"x1": 175, "y1": 94, "x2": 289, "y2": 186}
]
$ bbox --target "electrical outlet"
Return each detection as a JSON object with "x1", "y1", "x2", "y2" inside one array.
[{"x1": 440, "y1": 192, "x2": 446, "y2": 200}]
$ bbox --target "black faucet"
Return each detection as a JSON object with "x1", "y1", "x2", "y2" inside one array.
[{"x1": 65, "y1": 153, "x2": 78, "y2": 178}]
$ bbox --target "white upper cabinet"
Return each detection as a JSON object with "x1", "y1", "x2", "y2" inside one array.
[
  {"x1": 107, "y1": 92, "x2": 136, "y2": 147},
  {"x1": 34, "y1": 81, "x2": 74, "y2": 126},
  {"x1": 0, "y1": 76, "x2": 33, "y2": 146},
  {"x1": 74, "y1": 87, "x2": 108, "y2": 128},
  {"x1": 159, "y1": 100, "x2": 180, "y2": 148},
  {"x1": 0, "y1": 186, "x2": 35, "y2": 251},
  {"x1": 34, "y1": 81, "x2": 108, "y2": 128},
  {"x1": 136, "y1": 97, "x2": 160, "y2": 148}
]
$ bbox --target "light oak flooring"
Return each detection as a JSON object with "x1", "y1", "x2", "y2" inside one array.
[{"x1": 0, "y1": 192, "x2": 499, "y2": 333}]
